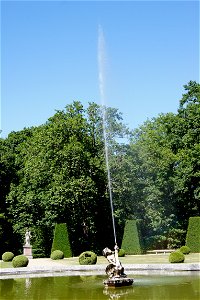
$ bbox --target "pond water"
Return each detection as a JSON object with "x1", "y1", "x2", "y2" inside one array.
[{"x1": 0, "y1": 273, "x2": 199, "y2": 300}]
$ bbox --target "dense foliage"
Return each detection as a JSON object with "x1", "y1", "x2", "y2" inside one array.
[
  {"x1": 51, "y1": 223, "x2": 72, "y2": 257},
  {"x1": 186, "y1": 217, "x2": 200, "y2": 253},
  {"x1": 32, "y1": 248, "x2": 46, "y2": 259},
  {"x1": 114, "y1": 81, "x2": 200, "y2": 249},
  {"x1": 1, "y1": 102, "x2": 125, "y2": 256},
  {"x1": 0, "y1": 81, "x2": 199, "y2": 255},
  {"x1": 121, "y1": 220, "x2": 143, "y2": 254}
]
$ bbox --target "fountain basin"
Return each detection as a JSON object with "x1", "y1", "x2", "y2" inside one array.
[{"x1": 103, "y1": 277, "x2": 134, "y2": 287}]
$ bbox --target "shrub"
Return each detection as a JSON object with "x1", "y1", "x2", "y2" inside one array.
[
  {"x1": 50, "y1": 250, "x2": 64, "y2": 260},
  {"x1": 118, "y1": 249, "x2": 126, "y2": 257},
  {"x1": 12, "y1": 255, "x2": 29, "y2": 268},
  {"x1": 169, "y1": 251, "x2": 185, "y2": 263},
  {"x1": 51, "y1": 223, "x2": 72, "y2": 257},
  {"x1": 2, "y1": 251, "x2": 14, "y2": 262},
  {"x1": 186, "y1": 217, "x2": 200, "y2": 253},
  {"x1": 121, "y1": 220, "x2": 144, "y2": 254},
  {"x1": 179, "y1": 245, "x2": 190, "y2": 255},
  {"x1": 32, "y1": 248, "x2": 46, "y2": 258},
  {"x1": 79, "y1": 251, "x2": 97, "y2": 265}
]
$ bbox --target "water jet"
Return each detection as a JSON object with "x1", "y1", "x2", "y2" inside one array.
[{"x1": 98, "y1": 25, "x2": 133, "y2": 287}]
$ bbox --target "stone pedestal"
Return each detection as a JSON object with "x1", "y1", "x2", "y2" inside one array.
[
  {"x1": 23, "y1": 245, "x2": 33, "y2": 259},
  {"x1": 103, "y1": 277, "x2": 133, "y2": 287}
]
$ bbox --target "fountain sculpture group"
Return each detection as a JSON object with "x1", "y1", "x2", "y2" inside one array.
[{"x1": 103, "y1": 244, "x2": 133, "y2": 287}]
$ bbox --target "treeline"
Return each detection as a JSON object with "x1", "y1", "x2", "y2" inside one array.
[{"x1": 0, "y1": 81, "x2": 199, "y2": 256}]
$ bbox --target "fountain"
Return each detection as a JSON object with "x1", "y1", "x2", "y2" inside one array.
[
  {"x1": 98, "y1": 25, "x2": 133, "y2": 288},
  {"x1": 102, "y1": 244, "x2": 133, "y2": 287}
]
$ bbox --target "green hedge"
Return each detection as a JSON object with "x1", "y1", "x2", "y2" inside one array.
[
  {"x1": 12, "y1": 255, "x2": 29, "y2": 268},
  {"x1": 179, "y1": 245, "x2": 190, "y2": 255},
  {"x1": 169, "y1": 251, "x2": 185, "y2": 263},
  {"x1": 121, "y1": 220, "x2": 143, "y2": 255},
  {"x1": 2, "y1": 252, "x2": 14, "y2": 262},
  {"x1": 50, "y1": 250, "x2": 64, "y2": 260},
  {"x1": 118, "y1": 249, "x2": 126, "y2": 257},
  {"x1": 186, "y1": 217, "x2": 200, "y2": 253},
  {"x1": 79, "y1": 251, "x2": 97, "y2": 265},
  {"x1": 51, "y1": 223, "x2": 72, "y2": 257}
]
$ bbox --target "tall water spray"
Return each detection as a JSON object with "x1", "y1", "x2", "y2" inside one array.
[{"x1": 98, "y1": 25, "x2": 117, "y2": 245}]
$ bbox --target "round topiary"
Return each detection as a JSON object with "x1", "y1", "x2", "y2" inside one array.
[
  {"x1": 169, "y1": 251, "x2": 185, "y2": 263},
  {"x1": 79, "y1": 251, "x2": 97, "y2": 265},
  {"x1": 118, "y1": 249, "x2": 126, "y2": 257},
  {"x1": 179, "y1": 245, "x2": 190, "y2": 255},
  {"x1": 12, "y1": 255, "x2": 29, "y2": 268},
  {"x1": 50, "y1": 250, "x2": 64, "y2": 260},
  {"x1": 2, "y1": 251, "x2": 15, "y2": 262}
]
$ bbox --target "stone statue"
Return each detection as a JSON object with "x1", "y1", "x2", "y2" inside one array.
[
  {"x1": 25, "y1": 229, "x2": 31, "y2": 246},
  {"x1": 102, "y1": 244, "x2": 133, "y2": 287},
  {"x1": 102, "y1": 244, "x2": 126, "y2": 279}
]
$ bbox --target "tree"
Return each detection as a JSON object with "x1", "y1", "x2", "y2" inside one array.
[
  {"x1": 0, "y1": 129, "x2": 33, "y2": 254},
  {"x1": 121, "y1": 81, "x2": 200, "y2": 249},
  {"x1": 6, "y1": 101, "x2": 128, "y2": 255},
  {"x1": 128, "y1": 114, "x2": 179, "y2": 249},
  {"x1": 3, "y1": 81, "x2": 199, "y2": 254},
  {"x1": 172, "y1": 81, "x2": 200, "y2": 225}
]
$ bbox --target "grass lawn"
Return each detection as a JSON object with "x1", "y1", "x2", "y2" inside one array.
[
  {"x1": 57, "y1": 253, "x2": 200, "y2": 266},
  {"x1": 1, "y1": 253, "x2": 199, "y2": 268},
  {"x1": 0, "y1": 261, "x2": 12, "y2": 268}
]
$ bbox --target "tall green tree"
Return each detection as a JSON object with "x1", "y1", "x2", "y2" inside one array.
[
  {"x1": 172, "y1": 81, "x2": 200, "y2": 225},
  {"x1": 121, "y1": 81, "x2": 200, "y2": 249},
  {"x1": 2, "y1": 81, "x2": 199, "y2": 254},
  {"x1": 6, "y1": 101, "x2": 129, "y2": 255},
  {"x1": 0, "y1": 129, "x2": 33, "y2": 254}
]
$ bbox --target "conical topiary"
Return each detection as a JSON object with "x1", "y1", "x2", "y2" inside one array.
[
  {"x1": 186, "y1": 217, "x2": 200, "y2": 253},
  {"x1": 51, "y1": 223, "x2": 72, "y2": 257},
  {"x1": 121, "y1": 220, "x2": 144, "y2": 255}
]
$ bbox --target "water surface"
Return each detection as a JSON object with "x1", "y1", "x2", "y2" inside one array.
[{"x1": 0, "y1": 273, "x2": 199, "y2": 300}]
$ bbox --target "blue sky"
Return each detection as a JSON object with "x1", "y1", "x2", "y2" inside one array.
[{"x1": 1, "y1": 0, "x2": 199, "y2": 138}]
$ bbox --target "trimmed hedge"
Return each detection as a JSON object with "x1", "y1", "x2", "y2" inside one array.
[
  {"x1": 79, "y1": 251, "x2": 97, "y2": 265},
  {"x1": 179, "y1": 245, "x2": 190, "y2": 255},
  {"x1": 50, "y1": 250, "x2": 64, "y2": 260},
  {"x1": 51, "y1": 223, "x2": 72, "y2": 258},
  {"x1": 186, "y1": 217, "x2": 200, "y2": 253},
  {"x1": 12, "y1": 255, "x2": 29, "y2": 268},
  {"x1": 121, "y1": 220, "x2": 143, "y2": 254},
  {"x1": 169, "y1": 251, "x2": 185, "y2": 263},
  {"x1": 2, "y1": 252, "x2": 14, "y2": 262},
  {"x1": 118, "y1": 249, "x2": 126, "y2": 257}
]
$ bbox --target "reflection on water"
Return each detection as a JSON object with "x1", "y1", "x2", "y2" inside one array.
[
  {"x1": 103, "y1": 286, "x2": 134, "y2": 299},
  {"x1": 0, "y1": 273, "x2": 199, "y2": 300}
]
